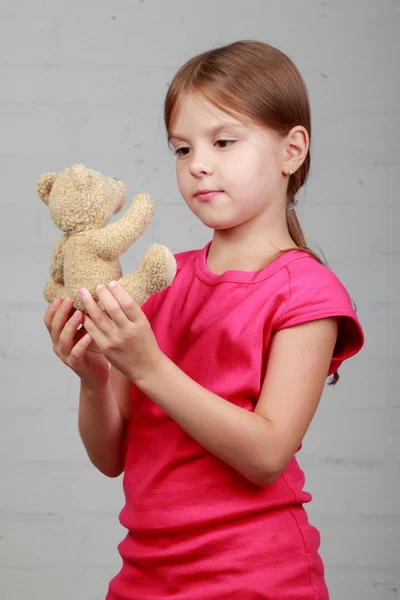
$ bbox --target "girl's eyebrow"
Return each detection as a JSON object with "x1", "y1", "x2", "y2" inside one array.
[{"x1": 168, "y1": 123, "x2": 247, "y2": 143}]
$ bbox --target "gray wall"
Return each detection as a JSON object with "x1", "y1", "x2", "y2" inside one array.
[{"x1": 1, "y1": 1, "x2": 399, "y2": 598}]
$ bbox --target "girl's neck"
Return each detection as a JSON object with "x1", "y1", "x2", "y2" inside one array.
[
  {"x1": 208, "y1": 227, "x2": 298, "y2": 274},
  {"x1": 205, "y1": 198, "x2": 299, "y2": 273}
]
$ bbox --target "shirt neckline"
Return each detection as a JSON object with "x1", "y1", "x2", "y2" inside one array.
[{"x1": 195, "y1": 241, "x2": 308, "y2": 286}]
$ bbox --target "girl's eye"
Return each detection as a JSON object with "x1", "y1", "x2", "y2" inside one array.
[
  {"x1": 173, "y1": 140, "x2": 235, "y2": 156},
  {"x1": 215, "y1": 139, "x2": 235, "y2": 149},
  {"x1": 174, "y1": 147, "x2": 191, "y2": 157}
]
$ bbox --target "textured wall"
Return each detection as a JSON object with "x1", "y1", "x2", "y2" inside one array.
[{"x1": 1, "y1": 1, "x2": 399, "y2": 598}]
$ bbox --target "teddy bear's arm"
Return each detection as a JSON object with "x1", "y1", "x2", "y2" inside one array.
[
  {"x1": 50, "y1": 235, "x2": 67, "y2": 283},
  {"x1": 91, "y1": 193, "x2": 154, "y2": 259}
]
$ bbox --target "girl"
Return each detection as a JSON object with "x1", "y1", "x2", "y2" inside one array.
[{"x1": 44, "y1": 40, "x2": 364, "y2": 599}]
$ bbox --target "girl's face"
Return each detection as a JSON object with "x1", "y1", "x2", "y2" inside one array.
[{"x1": 168, "y1": 93, "x2": 292, "y2": 231}]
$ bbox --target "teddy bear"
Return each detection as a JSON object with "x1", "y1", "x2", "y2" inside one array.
[{"x1": 37, "y1": 164, "x2": 177, "y2": 312}]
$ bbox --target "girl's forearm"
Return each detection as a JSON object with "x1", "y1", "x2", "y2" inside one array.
[
  {"x1": 136, "y1": 356, "x2": 280, "y2": 487},
  {"x1": 78, "y1": 379, "x2": 127, "y2": 477}
]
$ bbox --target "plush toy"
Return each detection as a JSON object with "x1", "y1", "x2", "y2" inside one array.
[{"x1": 37, "y1": 163, "x2": 177, "y2": 312}]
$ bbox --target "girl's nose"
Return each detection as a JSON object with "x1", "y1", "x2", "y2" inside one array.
[{"x1": 189, "y1": 156, "x2": 214, "y2": 178}]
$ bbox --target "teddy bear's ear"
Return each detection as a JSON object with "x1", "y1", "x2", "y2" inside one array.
[{"x1": 37, "y1": 172, "x2": 57, "y2": 205}]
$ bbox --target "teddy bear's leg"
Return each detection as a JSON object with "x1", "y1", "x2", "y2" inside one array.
[
  {"x1": 118, "y1": 244, "x2": 177, "y2": 307},
  {"x1": 44, "y1": 281, "x2": 67, "y2": 303}
]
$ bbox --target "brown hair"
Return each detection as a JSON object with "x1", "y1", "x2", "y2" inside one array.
[{"x1": 164, "y1": 40, "x2": 341, "y2": 384}]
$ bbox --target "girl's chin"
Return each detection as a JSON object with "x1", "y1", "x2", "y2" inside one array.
[
  {"x1": 199, "y1": 218, "x2": 242, "y2": 231},
  {"x1": 186, "y1": 202, "x2": 244, "y2": 230}
]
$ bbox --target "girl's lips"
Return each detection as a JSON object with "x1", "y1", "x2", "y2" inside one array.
[{"x1": 195, "y1": 191, "x2": 222, "y2": 202}]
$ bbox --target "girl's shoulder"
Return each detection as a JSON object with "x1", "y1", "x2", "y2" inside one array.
[
  {"x1": 273, "y1": 251, "x2": 365, "y2": 370},
  {"x1": 279, "y1": 251, "x2": 356, "y2": 314}
]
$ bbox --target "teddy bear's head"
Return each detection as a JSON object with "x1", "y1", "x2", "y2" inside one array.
[{"x1": 37, "y1": 164, "x2": 126, "y2": 234}]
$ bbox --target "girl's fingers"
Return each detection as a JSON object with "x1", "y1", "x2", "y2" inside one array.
[
  {"x1": 69, "y1": 332, "x2": 93, "y2": 365},
  {"x1": 78, "y1": 288, "x2": 114, "y2": 335},
  {"x1": 83, "y1": 315, "x2": 107, "y2": 350},
  {"x1": 50, "y1": 297, "x2": 74, "y2": 342},
  {"x1": 44, "y1": 297, "x2": 63, "y2": 333},
  {"x1": 95, "y1": 284, "x2": 129, "y2": 327},
  {"x1": 58, "y1": 310, "x2": 85, "y2": 355},
  {"x1": 107, "y1": 281, "x2": 143, "y2": 322}
]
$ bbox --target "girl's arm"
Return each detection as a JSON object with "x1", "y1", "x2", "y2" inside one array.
[
  {"x1": 44, "y1": 296, "x2": 132, "y2": 478},
  {"x1": 137, "y1": 317, "x2": 338, "y2": 487},
  {"x1": 79, "y1": 282, "x2": 338, "y2": 487},
  {"x1": 78, "y1": 366, "x2": 131, "y2": 478}
]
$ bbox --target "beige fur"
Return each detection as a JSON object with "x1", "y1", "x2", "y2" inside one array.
[{"x1": 38, "y1": 164, "x2": 176, "y2": 311}]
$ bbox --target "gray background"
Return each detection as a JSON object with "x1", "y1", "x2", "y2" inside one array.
[{"x1": 1, "y1": 0, "x2": 399, "y2": 598}]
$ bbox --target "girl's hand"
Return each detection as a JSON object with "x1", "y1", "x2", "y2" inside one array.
[
  {"x1": 77, "y1": 282, "x2": 164, "y2": 384},
  {"x1": 44, "y1": 297, "x2": 110, "y2": 387}
]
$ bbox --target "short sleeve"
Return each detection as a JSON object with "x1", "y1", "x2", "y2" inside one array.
[{"x1": 272, "y1": 257, "x2": 365, "y2": 375}]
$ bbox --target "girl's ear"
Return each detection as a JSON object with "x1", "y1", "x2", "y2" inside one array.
[
  {"x1": 37, "y1": 172, "x2": 57, "y2": 205},
  {"x1": 282, "y1": 126, "x2": 309, "y2": 174}
]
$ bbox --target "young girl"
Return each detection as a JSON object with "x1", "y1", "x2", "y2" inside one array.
[{"x1": 44, "y1": 40, "x2": 364, "y2": 599}]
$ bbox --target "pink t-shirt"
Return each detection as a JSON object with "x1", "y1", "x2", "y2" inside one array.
[{"x1": 106, "y1": 242, "x2": 364, "y2": 600}]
